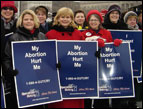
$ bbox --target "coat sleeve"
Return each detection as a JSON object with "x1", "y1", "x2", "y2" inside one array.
[{"x1": 2, "y1": 37, "x2": 13, "y2": 76}]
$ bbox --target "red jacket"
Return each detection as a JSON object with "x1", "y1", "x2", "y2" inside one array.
[
  {"x1": 46, "y1": 26, "x2": 84, "y2": 108},
  {"x1": 46, "y1": 29, "x2": 85, "y2": 40},
  {"x1": 82, "y1": 28, "x2": 113, "y2": 42}
]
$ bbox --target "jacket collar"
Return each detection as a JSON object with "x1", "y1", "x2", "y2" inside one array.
[
  {"x1": 52, "y1": 25, "x2": 75, "y2": 32},
  {"x1": 88, "y1": 29, "x2": 104, "y2": 36},
  {"x1": 17, "y1": 27, "x2": 39, "y2": 37}
]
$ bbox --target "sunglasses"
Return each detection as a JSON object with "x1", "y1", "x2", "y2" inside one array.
[{"x1": 2, "y1": 7, "x2": 14, "y2": 11}]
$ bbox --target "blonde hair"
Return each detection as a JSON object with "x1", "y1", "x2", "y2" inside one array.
[
  {"x1": 128, "y1": 16, "x2": 137, "y2": 20},
  {"x1": 17, "y1": 9, "x2": 40, "y2": 28},
  {"x1": 53, "y1": 7, "x2": 77, "y2": 28}
]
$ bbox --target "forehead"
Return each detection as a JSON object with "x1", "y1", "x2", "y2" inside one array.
[
  {"x1": 23, "y1": 14, "x2": 33, "y2": 18},
  {"x1": 36, "y1": 11, "x2": 45, "y2": 14},
  {"x1": 76, "y1": 12, "x2": 84, "y2": 16},
  {"x1": 59, "y1": 14, "x2": 71, "y2": 17},
  {"x1": 110, "y1": 10, "x2": 119, "y2": 13},
  {"x1": 90, "y1": 15, "x2": 98, "y2": 19},
  {"x1": 1, "y1": 7, "x2": 14, "y2": 11},
  {"x1": 128, "y1": 16, "x2": 137, "y2": 20}
]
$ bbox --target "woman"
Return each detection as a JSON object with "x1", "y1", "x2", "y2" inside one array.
[
  {"x1": 74, "y1": 10, "x2": 88, "y2": 30},
  {"x1": 82, "y1": 10, "x2": 122, "y2": 108},
  {"x1": 35, "y1": 5, "x2": 49, "y2": 34},
  {"x1": 83, "y1": 10, "x2": 121, "y2": 47},
  {"x1": 124, "y1": 11, "x2": 139, "y2": 30},
  {"x1": 3, "y1": 9, "x2": 47, "y2": 108},
  {"x1": 46, "y1": 7, "x2": 84, "y2": 108},
  {"x1": 1, "y1": 1, "x2": 18, "y2": 64},
  {"x1": 103, "y1": 6, "x2": 137, "y2": 108},
  {"x1": 1, "y1": 1, "x2": 17, "y2": 35},
  {"x1": 1, "y1": 1, "x2": 18, "y2": 108},
  {"x1": 103, "y1": 4, "x2": 128, "y2": 30}
]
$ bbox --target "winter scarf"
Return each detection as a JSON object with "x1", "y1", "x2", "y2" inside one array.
[
  {"x1": 1, "y1": 16, "x2": 15, "y2": 30},
  {"x1": 127, "y1": 24, "x2": 139, "y2": 30}
]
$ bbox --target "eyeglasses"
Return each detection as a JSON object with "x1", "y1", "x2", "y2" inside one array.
[
  {"x1": 2, "y1": 7, "x2": 14, "y2": 11},
  {"x1": 89, "y1": 19, "x2": 99, "y2": 22}
]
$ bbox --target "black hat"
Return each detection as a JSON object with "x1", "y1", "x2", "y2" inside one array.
[{"x1": 107, "y1": 4, "x2": 121, "y2": 16}]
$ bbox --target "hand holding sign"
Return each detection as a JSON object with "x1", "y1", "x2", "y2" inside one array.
[
  {"x1": 114, "y1": 39, "x2": 122, "y2": 47},
  {"x1": 3, "y1": 68, "x2": 19, "y2": 77}
]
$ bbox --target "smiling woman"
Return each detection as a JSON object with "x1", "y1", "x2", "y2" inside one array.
[
  {"x1": 103, "y1": 4, "x2": 128, "y2": 30},
  {"x1": 1, "y1": 1, "x2": 18, "y2": 35},
  {"x1": 16, "y1": 9, "x2": 40, "y2": 30},
  {"x1": 3, "y1": 9, "x2": 47, "y2": 108},
  {"x1": 45, "y1": 7, "x2": 85, "y2": 108}
]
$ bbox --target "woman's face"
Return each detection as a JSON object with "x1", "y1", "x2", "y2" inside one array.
[
  {"x1": 1, "y1": 7, "x2": 14, "y2": 22},
  {"x1": 109, "y1": 11, "x2": 120, "y2": 23},
  {"x1": 74, "y1": 13, "x2": 85, "y2": 26},
  {"x1": 89, "y1": 15, "x2": 100, "y2": 30},
  {"x1": 36, "y1": 11, "x2": 47, "y2": 24},
  {"x1": 22, "y1": 14, "x2": 35, "y2": 30},
  {"x1": 58, "y1": 15, "x2": 72, "y2": 28},
  {"x1": 127, "y1": 17, "x2": 137, "y2": 27}
]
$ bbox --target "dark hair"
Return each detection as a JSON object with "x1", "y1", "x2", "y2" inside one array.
[
  {"x1": 74, "y1": 10, "x2": 86, "y2": 18},
  {"x1": 35, "y1": 6, "x2": 48, "y2": 18},
  {"x1": 74, "y1": 10, "x2": 88, "y2": 28}
]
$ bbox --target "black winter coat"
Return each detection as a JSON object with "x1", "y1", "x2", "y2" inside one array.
[
  {"x1": 1, "y1": 18, "x2": 17, "y2": 63},
  {"x1": 1, "y1": 18, "x2": 17, "y2": 35},
  {"x1": 1, "y1": 19, "x2": 5, "y2": 62},
  {"x1": 39, "y1": 22, "x2": 49, "y2": 34},
  {"x1": 103, "y1": 15, "x2": 128, "y2": 30},
  {"x1": 3, "y1": 27, "x2": 47, "y2": 75},
  {"x1": 2, "y1": 27, "x2": 47, "y2": 108}
]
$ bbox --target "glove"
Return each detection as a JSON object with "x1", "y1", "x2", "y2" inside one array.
[
  {"x1": 97, "y1": 39, "x2": 105, "y2": 48},
  {"x1": 56, "y1": 62, "x2": 61, "y2": 70},
  {"x1": 7, "y1": 68, "x2": 19, "y2": 77},
  {"x1": 114, "y1": 39, "x2": 122, "y2": 47},
  {"x1": 95, "y1": 48, "x2": 101, "y2": 58}
]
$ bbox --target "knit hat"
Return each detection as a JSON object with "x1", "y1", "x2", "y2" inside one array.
[
  {"x1": 1, "y1": 1, "x2": 17, "y2": 13},
  {"x1": 107, "y1": 4, "x2": 121, "y2": 16},
  {"x1": 86, "y1": 10, "x2": 103, "y2": 23},
  {"x1": 124, "y1": 11, "x2": 137, "y2": 23},
  {"x1": 100, "y1": 9, "x2": 108, "y2": 17}
]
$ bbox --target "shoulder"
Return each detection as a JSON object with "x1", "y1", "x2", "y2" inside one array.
[
  {"x1": 101, "y1": 28, "x2": 111, "y2": 33},
  {"x1": 46, "y1": 29, "x2": 58, "y2": 39},
  {"x1": 100, "y1": 29, "x2": 112, "y2": 37},
  {"x1": 38, "y1": 32, "x2": 46, "y2": 39},
  {"x1": 7, "y1": 32, "x2": 20, "y2": 42},
  {"x1": 46, "y1": 29, "x2": 57, "y2": 35}
]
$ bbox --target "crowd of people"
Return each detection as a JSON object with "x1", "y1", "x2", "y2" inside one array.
[{"x1": 1, "y1": 1, "x2": 142, "y2": 108}]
